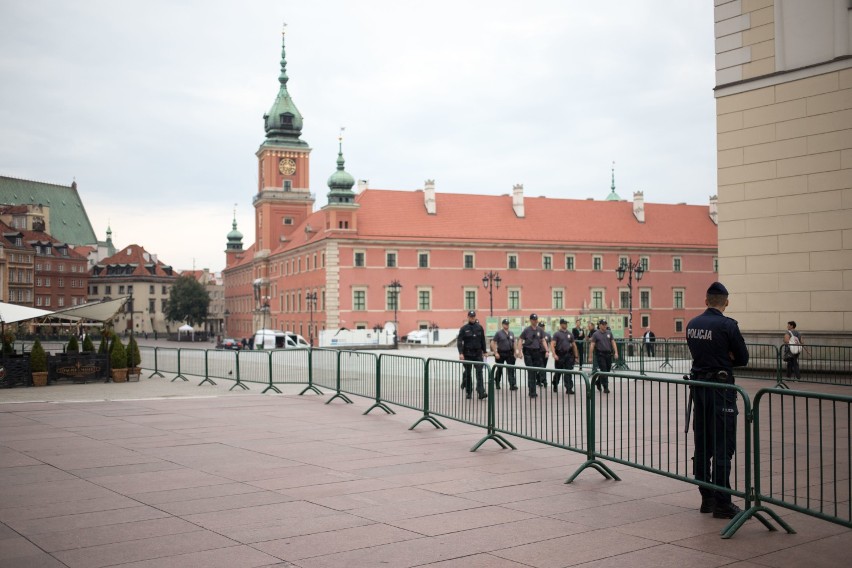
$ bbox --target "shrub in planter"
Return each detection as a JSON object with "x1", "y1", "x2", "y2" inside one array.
[
  {"x1": 126, "y1": 334, "x2": 142, "y2": 379},
  {"x1": 110, "y1": 337, "x2": 128, "y2": 382},
  {"x1": 30, "y1": 339, "x2": 48, "y2": 387},
  {"x1": 66, "y1": 335, "x2": 79, "y2": 354},
  {"x1": 82, "y1": 335, "x2": 95, "y2": 353}
]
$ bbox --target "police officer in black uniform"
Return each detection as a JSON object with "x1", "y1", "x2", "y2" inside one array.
[
  {"x1": 457, "y1": 310, "x2": 488, "y2": 400},
  {"x1": 490, "y1": 318, "x2": 517, "y2": 390},
  {"x1": 686, "y1": 281, "x2": 749, "y2": 519},
  {"x1": 552, "y1": 319, "x2": 579, "y2": 393},
  {"x1": 517, "y1": 314, "x2": 547, "y2": 398},
  {"x1": 537, "y1": 321, "x2": 552, "y2": 387},
  {"x1": 588, "y1": 319, "x2": 618, "y2": 393}
]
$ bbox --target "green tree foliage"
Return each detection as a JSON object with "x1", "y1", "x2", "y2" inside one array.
[
  {"x1": 110, "y1": 337, "x2": 127, "y2": 370},
  {"x1": 126, "y1": 333, "x2": 141, "y2": 368},
  {"x1": 66, "y1": 335, "x2": 79, "y2": 353},
  {"x1": 82, "y1": 335, "x2": 95, "y2": 353},
  {"x1": 2, "y1": 329, "x2": 16, "y2": 356},
  {"x1": 30, "y1": 339, "x2": 47, "y2": 372},
  {"x1": 165, "y1": 275, "x2": 210, "y2": 327}
]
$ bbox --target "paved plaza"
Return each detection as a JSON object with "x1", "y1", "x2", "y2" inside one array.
[{"x1": 0, "y1": 345, "x2": 849, "y2": 567}]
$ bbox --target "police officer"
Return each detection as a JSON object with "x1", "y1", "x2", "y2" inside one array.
[
  {"x1": 457, "y1": 310, "x2": 487, "y2": 400},
  {"x1": 686, "y1": 281, "x2": 749, "y2": 519},
  {"x1": 537, "y1": 321, "x2": 552, "y2": 387},
  {"x1": 552, "y1": 319, "x2": 579, "y2": 393},
  {"x1": 516, "y1": 314, "x2": 548, "y2": 398},
  {"x1": 588, "y1": 319, "x2": 618, "y2": 393},
  {"x1": 490, "y1": 318, "x2": 517, "y2": 390},
  {"x1": 572, "y1": 319, "x2": 585, "y2": 370}
]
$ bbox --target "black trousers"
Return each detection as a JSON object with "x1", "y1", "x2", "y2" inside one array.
[
  {"x1": 493, "y1": 351, "x2": 516, "y2": 387},
  {"x1": 523, "y1": 350, "x2": 544, "y2": 395},
  {"x1": 785, "y1": 354, "x2": 800, "y2": 379},
  {"x1": 461, "y1": 355, "x2": 485, "y2": 396},
  {"x1": 594, "y1": 351, "x2": 613, "y2": 389},
  {"x1": 553, "y1": 352, "x2": 575, "y2": 390},
  {"x1": 645, "y1": 342, "x2": 656, "y2": 356},
  {"x1": 693, "y1": 381, "x2": 737, "y2": 505}
]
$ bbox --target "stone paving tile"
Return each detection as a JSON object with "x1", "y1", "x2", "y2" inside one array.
[
  {"x1": 130, "y1": 481, "x2": 262, "y2": 506},
  {"x1": 309, "y1": 486, "x2": 440, "y2": 511},
  {"x1": 747, "y1": 531, "x2": 852, "y2": 567},
  {"x1": 87, "y1": 466, "x2": 233, "y2": 495},
  {"x1": 7, "y1": 505, "x2": 171, "y2": 536},
  {"x1": 0, "y1": 534, "x2": 67, "y2": 568},
  {"x1": 225, "y1": 511, "x2": 374, "y2": 544},
  {"x1": 456, "y1": 479, "x2": 582, "y2": 506},
  {"x1": 106, "y1": 545, "x2": 284, "y2": 568},
  {"x1": 344, "y1": 494, "x2": 486, "y2": 523},
  {"x1": 183, "y1": 500, "x2": 340, "y2": 532},
  {"x1": 0, "y1": 446, "x2": 41, "y2": 467},
  {"x1": 156, "y1": 489, "x2": 295, "y2": 516},
  {"x1": 0, "y1": 494, "x2": 140, "y2": 524},
  {"x1": 253, "y1": 522, "x2": 422, "y2": 561},
  {"x1": 247, "y1": 464, "x2": 361, "y2": 490},
  {"x1": 423, "y1": 553, "x2": 534, "y2": 567},
  {"x1": 52, "y1": 529, "x2": 239, "y2": 568},
  {"x1": 32, "y1": 448, "x2": 161, "y2": 471},
  {"x1": 574, "y1": 543, "x2": 734, "y2": 568},
  {"x1": 0, "y1": 522, "x2": 17, "y2": 540},
  {"x1": 70, "y1": 459, "x2": 185, "y2": 479},
  {"x1": 0, "y1": 463, "x2": 76, "y2": 485},
  {"x1": 551, "y1": 497, "x2": 689, "y2": 529},
  {"x1": 490, "y1": 528, "x2": 658, "y2": 568},
  {"x1": 614, "y1": 509, "x2": 725, "y2": 542},
  {"x1": 281, "y1": 477, "x2": 401, "y2": 500},
  {"x1": 389, "y1": 505, "x2": 537, "y2": 536},
  {"x1": 27, "y1": 517, "x2": 201, "y2": 553},
  {"x1": 501, "y1": 487, "x2": 631, "y2": 516},
  {"x1": 0, "y1": 478, "x2": 115, "y2": 509}
]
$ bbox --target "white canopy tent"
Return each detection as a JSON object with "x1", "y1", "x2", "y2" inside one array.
[
  {"x1": 178, "y1": 324, "x2": 194, "y2": 341},
  {"x1": 0, "y1": 297, "x2": 129, "y2": 326},
  {"x1": 0, "y1": 302, "x2": 53, "y2": 324}
]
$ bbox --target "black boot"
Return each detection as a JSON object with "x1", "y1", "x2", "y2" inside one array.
[
  {"x1": 700, "y1": 496, "x2": 715, "y2": 514},
  {"x1": 713, "y1": 502, "x2": 742, "y2": 519}
]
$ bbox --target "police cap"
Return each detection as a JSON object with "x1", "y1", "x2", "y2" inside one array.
[
  {"x1": 529, "y1": 313, "x2": 538, "y2": 320},
  {"x1": 559, "y1": 318, "x2": 568, "y2": 324},
  {"x1": 598, "y1": 319, "x2": 607, "y2": 326},
  {"x1": 501, "y1": 318, "x2": 509, "y2": 324},
  {"x1": 467, "y1": 310, "x2": 476, "y2": 317},
  {"x1": 538, "y1": 321, "x2": 545, "y2": 328},
  {"x1": 707, "y1": 281, "x2": 729, "y2": 296}
]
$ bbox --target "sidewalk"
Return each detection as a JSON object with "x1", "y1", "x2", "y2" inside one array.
[{"x1": 0, "y1": 377, "x2": 849, "y2": 567}]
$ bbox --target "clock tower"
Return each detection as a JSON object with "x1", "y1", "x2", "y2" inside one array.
[{"x1": 254, "y1": 27, "x2": 313, "y2": 254}]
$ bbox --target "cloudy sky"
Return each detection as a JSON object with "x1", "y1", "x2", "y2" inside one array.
[{"x1": 0, "y1": 1, "x2": 717, "y2": 272}]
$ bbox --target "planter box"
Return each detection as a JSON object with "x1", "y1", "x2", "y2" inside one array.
[
  {"x1": 31, "y1": 371, "x2": 48, "y2": 387},
  {"x1": 111, "y1": 368, "x2": 128, "y2": 383}
]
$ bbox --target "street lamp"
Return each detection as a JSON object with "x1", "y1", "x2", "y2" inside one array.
[
  {"x1": 615, "y1": 258, "x2": 645, "y2": 350},
  {"x1": 305, "y1": 292, "x2": 317, "y2": 346},
  {"x1": 388, "y1": 279, "x2": 402, "y2": 348},
  {"x1": 223, "y1": 309, "x2": 230, "y2": 336},
  {"x1": 481, "y1": 271, "x2": 501, "y2": 317}
]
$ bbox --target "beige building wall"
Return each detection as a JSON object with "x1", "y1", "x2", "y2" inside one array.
[{"x1": 714, "y1": 0, "x2": 852, "y2": 334}]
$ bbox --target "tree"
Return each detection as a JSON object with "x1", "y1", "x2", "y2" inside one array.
[
  {"x1": 126, "y1": 333, "x2": 141, "y2": 368},
  {"x1": 82, "y1": 335, "x2": 95, "y2": 353},
  {"x1": 164, "y1": 275, "x2": 210, "y2": 327},
  {"x1": 30, "y1": 339, "x2": 47, "y2": 372},
  {"x1": 110, "y1": 336, "x2": 127, "y2": 370},
  {"x1": 66, "y1": 335, "x2": 79, "y2": 353}
]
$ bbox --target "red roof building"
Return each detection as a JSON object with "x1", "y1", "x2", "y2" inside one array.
[{"x1": 223, "y1": 34, "x2": 719, "y2": 344}]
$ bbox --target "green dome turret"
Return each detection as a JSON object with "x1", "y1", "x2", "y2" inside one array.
[
  {"x1": 327, "y1": 132, "x2": 356, "y2": 204},
  {"x1": 605, "y1": 161, "x2": 621, "y2": 201},
  {"x1": 226, "y1": 210, "x2": 243, "y2": 251},
  {"x1": 263, "y1": 26, "x2": 306, "y2": 146}
]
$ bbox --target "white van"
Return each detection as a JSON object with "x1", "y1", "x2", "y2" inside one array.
[{"x1": 253, "y1": 329, "x2": 310, "y2": 350}]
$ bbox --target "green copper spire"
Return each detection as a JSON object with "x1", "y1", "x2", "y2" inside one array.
[
  {"x1": 327, "y1": 128, "x2": 356, "y2": 204},
  {"x1": 605, "y1": 161, "x2": 621, "y2": 201},
  {"x1": 263, "y1": 24, "x2": 306, "y2": 146},
  {"x1": 226, "y1": 205, "x2": 243, "y2": 250}
]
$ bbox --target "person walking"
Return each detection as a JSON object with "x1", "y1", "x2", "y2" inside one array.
[
  {"x1": 552, "y1": 319, "x2": 579, "y2": 394},
  {"x1": 538, "y1": 321, "x2": 552, "y2": 387},
  {"x1": 517, "y1": 314, "x2": 547, "y2": 398},
  {"x1": 572, "y1": 320, "x2": 585, "y2": 369},
  {"x1": 490, "y1": 318, "x2": 517, "y2": 390},
  {"x1": 783, "y1": 320, "x2": 804, "y2": 380},
  {"x1": 588, "y1": 319, "x2": 618, "y2": 393},
  {"x1": 643, "y1": 327, "x2": 656, "y2": 356},
  {"x1": 457, "y1": 310, "x2": 488, "y2": 400},
  {"x1": 686, "y1": 281, "x2": 749, "y2": 519}
]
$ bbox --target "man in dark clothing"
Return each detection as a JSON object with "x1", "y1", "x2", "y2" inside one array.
[
  {"x1": 537, "y1": 321, "x2": 552, "y2": 387},
  {"x1": 643, "y1": 327, "x2": 656, "y2": 356},
  {"x1": 572, "y1": 320, "x2": 585, "y2": 369},
  {"x1": 552, "y1": 319, "x2": 579, "y2": 393},
  {"x1": 686, "y1": 281, "x2": 749, "y2": 520},
  {"x1": 517, "y1": 313, "x2": 547, "y2": 398},
  {"x1": 457, "y1": 310, "x2": 487, "y2": 400},
  {"x1": 588, "y1": 319, "x2": 618, "y2": 393},
  {"x1": 783, "y1": 321, "x2": 803, "y2": 380},
  {"x1": 490, "y1": 318, "x2": 517, "y2": 390}
]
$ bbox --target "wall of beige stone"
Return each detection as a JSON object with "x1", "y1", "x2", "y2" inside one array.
[{"x1": 714, "y1": 0, "x2": 852, "y2": 334}]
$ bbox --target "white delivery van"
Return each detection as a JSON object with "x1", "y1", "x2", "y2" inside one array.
[{"x1": 253, "y1": 329, "x2": 310, "y2": 350}]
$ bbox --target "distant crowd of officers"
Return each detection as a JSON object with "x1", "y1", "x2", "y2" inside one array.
[{"x1": 457, "y1": 310, "x2": 619, "y2": 399}]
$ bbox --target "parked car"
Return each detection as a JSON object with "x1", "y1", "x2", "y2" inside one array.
[{"x1": 216, "y1": 338, "x2": 242, "y2": 350}]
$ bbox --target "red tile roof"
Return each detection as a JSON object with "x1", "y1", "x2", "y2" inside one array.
[{"x1": 93, "y1": 244, "x2": 175, "y2": 278}]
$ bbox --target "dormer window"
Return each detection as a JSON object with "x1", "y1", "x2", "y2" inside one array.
[{"x1": 279, "y1": 113, "x2": 293, "y2": 128}]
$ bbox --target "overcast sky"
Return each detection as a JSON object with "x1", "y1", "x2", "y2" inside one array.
[{"x1": 0, "y1": 1, "x2": 717, "y2": 272}]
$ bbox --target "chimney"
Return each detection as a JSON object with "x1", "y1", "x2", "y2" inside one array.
[
  {"x1": 633, "y1": 191, "x2": 645, "y2": 223},
  {"x1": 424, "y1": 179, "x2": 436, "y2": 215},
  {"x1": 357, "y1": 179, "x2": 368, "y2": 193},
  {"x1": 709, "y1": 194, "x2": 718, "y2": 225},
  {"x1": 512, "y1": 184, "x2": 525, "y2": 218}
]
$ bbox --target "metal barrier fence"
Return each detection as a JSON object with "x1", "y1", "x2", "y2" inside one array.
[
  {"x1": 737, "y1": 388, "x2": 852, "y2": 535},
  {"x1": 375, "y1": 353, "x2": 426, "y2": 415},
  {"x1": 781, "y1": 344, "x2": 852, "y2": 387},
  {"x1": 154, "y1": 347, "x2": 180, "y2": 380}
]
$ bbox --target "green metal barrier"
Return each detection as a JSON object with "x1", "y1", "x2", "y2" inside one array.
[
  {"x1": 735, "y1": 388, "x2": 851, "y2": 536},
  {"x1": 778, "y1": 344, "x2": 852, "y2": 387},
  {"x1": 339, "y1": 350, "x2": 378, "y2": 402},
  {"x1": 151, "y1": 347, "x2": 181, "y2": 381},
  {"x1": 311, "y1": 348, "x2": 342, "y2": 395},
  {"x1": 201, "y1": 349, "x2": 239, "y2": 387},
  {"x1": 375, "y1": 353, "x2": 425, "y2": 414},
  {"x1": 139, "y1": 346, "x2": 162, "y2": 378},
  {"x1": 270, "y1": 348, "x2": 311, "y2": 389},
  {"x1": 176, "y1": 348, "x2": 209, "y2": 385},
  {"x1": 234, "y1": 350, "x2": 276, "y2": 392},
  {"x1": 425, "y1": 358, "x2": 490, "y2": 434}
]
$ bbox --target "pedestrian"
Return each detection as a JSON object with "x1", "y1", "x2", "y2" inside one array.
[
  {"x1": 538, "y1": 321, "x2": 552, "y2": 387},
  {"x1": 686, "y1": 281, "x2": 749, "y2": 519},
  {"x1": 588, "y1": 319, "x2": 618, "y2": 393},
  {"x1": 572, "y1": 319, "x2": 585, "y2": 369},
  {"x1": 516, "y1": 313, "x2": 548, "y2": 398},
  {"x1": 643, "y1": 327, "x2": 656, "y2": 356},
  {"x1": 783, "y1": 320, "x2": 804, "y2": 380},
  {"x1": 552, "y1": 319, "x2": 579, "y2": 393},
  {"x1": 490, "y1": 318, "x2": 517, "y2": 390},
  {"x1": 457, "y1": 310, "x2": 488, "y2": 400}
]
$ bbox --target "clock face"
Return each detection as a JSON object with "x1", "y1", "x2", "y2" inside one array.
[{"x1": 278, "y1": 158, "x2": 296, "y2": 175}]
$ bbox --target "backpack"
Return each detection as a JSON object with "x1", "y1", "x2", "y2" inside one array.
[{"x1": 787, "y1": 332, "x2": 802, "y2": 355}]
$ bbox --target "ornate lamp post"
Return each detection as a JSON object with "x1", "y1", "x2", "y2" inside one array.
[
  {"x1": 615, "y1": 258, "x2": 645, "y2": 351},
  {"x1": 388, "y1": 279, "x2": 402, "y2": 348},
  {"x1": 305, "y1": 292, "x2": 317, "y2": 346},
  {"x1": 481, "y1": 271, "x2": 501, "y2": 317},
  {"x1": 223, "y1": 309, "x2": 230, "y2": 336}
]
